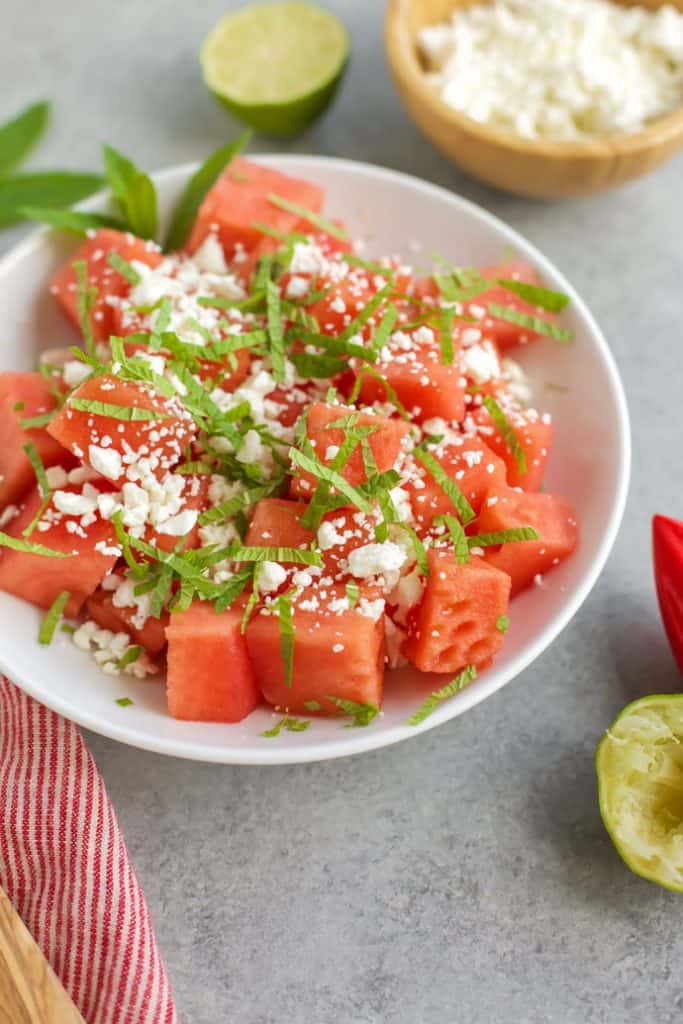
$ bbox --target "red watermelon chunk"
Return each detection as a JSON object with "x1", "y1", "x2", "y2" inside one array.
[
  {"x1": 0, "y1": 483, "x2": 120, "y2": 617},
  {"x1": 404, "y1": 550, "x2": 511, "y2": 674},
  {"x1": 354, "y1": 325, "x2": 466, "y2": 423},
  {"x1": 187, "y1": 157, "x2": 324, "y2": 258},
  {"x1": 474, "y1": 488, "x2": 579, "y2": 595},
  {"x1": 50, "y1": 229, "x2": 163, "y2": 343},
  {"x1": 86, "y1": 587, "x2": 168, "y2": 657},
  {"x1": 246, "y1": 498, "x2": 312, "y2": 550},
  {"x1": 47, "y1": 374, "x2": 196, "y2": 482},
  {"x1": 290, "y1": 402, "x2": 409, "y2": 499},
  {"x1": 165, "y1": 600, "x2": 259, "y2": 722},
  {"x1": 0, "y1": 372, "x2": 74, "y2": 509},
  {"x1": 473, "y1": 390, "x2": 553, "y2": 492},
  {"x1": 246, "y1": 583, "x2": 385, "y2": 716},
  {"x1": 405, "y1": 437, "x2": 507, "y2": 533},
  {"x1": 466, "y1": 261, "x2": 562, "y2": 350}
]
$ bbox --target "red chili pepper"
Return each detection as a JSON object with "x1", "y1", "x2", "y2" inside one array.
[{"x1": 653, "y1": 515, "x2": 683, "y2": 673}]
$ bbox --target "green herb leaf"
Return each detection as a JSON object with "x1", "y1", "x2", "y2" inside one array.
[
  {"x1": 407, "y1": 665, "x2": 477, "y2": 726},
  {"x1": 413, "y1": 447, "x2": 475, "y2": 525},
  {"x1": 439, "y1": 305, "x2": 455, "y2": 365},
  {"x1": 214, "y1": 567, "x2": 253, "y2": 613},
  {"x1": 19, "y1": 411, "x2": 55, "y2": 430},
  {"x1": 116, "y1": 645, "x2": 144, "y2": 670},
  {"x1": 290, "y1": 351, "x2": 347, "y2": 379},
  {"x1": 107, "y1": 249, "x2": 141, "y2": 285},
  {"x1": 304, "y1": 700, "x2": 322, "y2": 712},
  {"x1": 0, "y1": 172, "x2": 105, "y2": 228},
  {"x1": 371, "y1": 305, "x2": 399, "y2": 351},
  {"x1": 345, "y1": 580, "x2": 360, "y2": 610},
  {"x1": 397, "y1": 525, "x2": 430, "y2": 576},
  {"x1": 291, "y1": 444, "x2": 371, "y2": 517},
  {"x1": 338, "y1": 283, "x2": 392, "y2": 343},
  {"x1": 115, "y1": 696, "x2": 134, "y2": 707},
  {"x1": 487, "y1": 303, "x2": 572, "y2": 343},
  {"x1": 38, "y1": 590, "x2": 70, "y2": 644},
  {"x1": 342, "y1": 253, "x2": 395, "y2": 279},
  {"x1": 468, "y1": 527, "x2": 539, "y2": 549},
  {"x1": 19, "y1": 206, "x2": 127, "y2": 235},
  {"x1": 434, "y1": 514, "x2": 469, "y2": 564},
  {"x1": 229, "y1": 543, "x2": 322, "y2": 567},
  {"x1": 165, "y1": 131, "x2": 252, "y2": 250},
  {"x1": 267, "y1": 193, "x2": 347, "y2": 241},
  {"x1": 73, "y1": 259, "x2": 97, "y2": 356},
  {"x1": 481, "y1": 395, "x2": 527, "y2": 474},
  {"x1": 0, "y1": 101, "x2": 49, "y2": 178},
  {"x1": 261, "y1": 715, "x2": 311, "y2": 737},
  {"x1": 0, "y1": 532, "x2": 70, "y2": 557},
  {"x1": 69, "y1": 397, "x2": 167, "y2": 421},
  {"x1": 277, "y1": 594, "x2": 295, "y2": 687},
  {"x1": 497, "y1": 279, "x2": 569, "y2": 313},
  {"x1": 496, "y1": 615, "x2": 510, "y2": 634},
  {"x1": 199, "y1": 482, "x2": 282, "y2": 525},
  {"x1": 266, "y1": 279, "x2": 286, "y2": 383},
  {"x1": 103, "y1": 143, "x2": 157, "y2": 240},
  {"x1": 23, "y1": 440, "x2": 49, "y2": 498},
  {"x1": 327, "y1": 696, "x2": 379, "y2": 728}
]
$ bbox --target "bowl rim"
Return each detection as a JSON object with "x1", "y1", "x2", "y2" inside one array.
[
  {"x1": 0, "y1": 154, "x2": 631, "y2": 764},
  {"x1": 385, "y1": 0, "x2": 683, "y2": 160}
]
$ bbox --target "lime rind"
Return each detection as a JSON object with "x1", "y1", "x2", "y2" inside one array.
[
  {"x1": 596, "y1": 693, "x2": 683, "y2": 892},
  {"x1": 201, "y1": 2, "x2": 350, "y2": 137}
]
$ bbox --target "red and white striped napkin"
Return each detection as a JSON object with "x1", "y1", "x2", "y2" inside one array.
[{"x1": 0, "y1": 675, "x2": 177, "y2": 1024}]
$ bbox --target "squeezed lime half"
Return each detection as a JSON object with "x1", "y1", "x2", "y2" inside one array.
[
  {"x1": 596, "y1": 694, "x2": 683, "y2": 892},
  {"x1": 201, "y1": 2, "x2": 350, "y2": 137}
]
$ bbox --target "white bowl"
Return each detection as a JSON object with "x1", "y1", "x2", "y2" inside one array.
[{"x1": 0, "y1": 157, "x2": 630, "y2": 764}]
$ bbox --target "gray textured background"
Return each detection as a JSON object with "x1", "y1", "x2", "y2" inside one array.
[{"x1": 4, "y1": 2, "x2": 683, "y2": 1021}]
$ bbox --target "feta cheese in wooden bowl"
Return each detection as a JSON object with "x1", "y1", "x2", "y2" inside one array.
[{"x1": 385, "y1": 0, "x2": 683, "y2": 196}]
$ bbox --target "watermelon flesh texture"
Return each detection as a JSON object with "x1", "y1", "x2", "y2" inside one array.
[
  {"x1": 86, "y1": 587, "x2": 168, "y2": 657},
  {"x1": 0, "y1": 484, "x2": 119, "y2": 617},
  {"x1": 404, "y1": 550, "x2": 511, "y2": 674},
  {"x1": 475, "y1": 488, "x2": 579, "y2": 595},
  {"x1": 290, "y1": 402, "x2": 409, "y2": 499},
  {"x1": 50, "y1": 229, "x2": 163, "y2": 343},
  {"x1": 187, "y1": 157, "x2": 324, "y2": 257},
  {"x1": 405, "y1": 438, "x2": 508, "y2": 533},
  {"x1": 246, "y1": 585, "x2": 385, "y2": 716},
  {"x1": 47, "y1": 374, "x2": 196, "y2": 482},
  {"x1": 0, "y1": 372, "x2": 74, "y2": 509},
  {"x1": 354, "y1": 339, "x2": 466, "y2": 424},
  {"x1": 165, "y1": 600, "x2": 260, "y2": 722},
  {"x1": 474, "y1": 395, "x2": 554, "y2": 493}
]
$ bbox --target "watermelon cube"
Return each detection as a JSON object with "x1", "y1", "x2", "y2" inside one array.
[
  {"x1": 86, "y1": 587, "x2": 168, "y2": 657},
  {"x1": 187, "y1": 157, "x2": 324, "y2": 258},
  {"x1": 0, "y1": 483, "x2": 120, "y2": 617},
  {"x1": 0, "y1": 372, "x2": 73, "y2": 509},
  {"x1": 404, "y1": 549, "x2": 511, "y2": 674},
  {"x1": 165, "y1": 600, "x2": 260, "y2": 722},
  {"x1": 475, "y1": 488, "x2": 579, "y2": 595},
  {"x1": 246, "y1": 585, "x2": 385, "y2": 715},
  {"x1": 474, "y1": 393, "x2": 553, "y2": 492}
]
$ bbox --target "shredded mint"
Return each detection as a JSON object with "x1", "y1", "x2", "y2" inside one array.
[
  {"x1": 468, "y1": 527, "x2": 539, "y2": 548},
  {"x1": 488, "y1": 303, "x2": 572, "y2": 343},
  {"x1": 496, "y1": 279, "x2": 569, "y2": 313},
  {"x1": 413, "y1": 447, "x2": 475, "y2": 525},
  {"x1": 0, "y1": 532, "x2": 70, "y2": 557},
  {"x1": 407, "y1": 665, "x2": 477, "y2": 726},
  {"x1": 327, "y1": 697, "x2": 379, "y2": 728},
  {"x1": 261, "y1": 715, "x2": 310, "y2": 737},
  {"x1": 496, "y1": 615, "x2": 510, "y2": 634},
  {"x1": 38, "y1": 590, "x2": 70, "y2": 644},
  {"x1": 277, "y1": 594, "x2": 295, "y2": 687},
  {"x1": 116, "y1": 645, "x2": 144, "y2": 670},
  {"x1": 73, "y1": 259, "x2": 97, "y2": 356},
  {"x1": 481, "y1": 395, "x2": 527, "y2": 474},
  {"x1": 267, "y1": 193, "x2": 347, "y2": 241},
  {"x1": 439, "y1": 305, "x2": 455, "y2": 365},
  {"x1": 229, "y1": 543, "x2": 322, "y2": 568},
  {"x1": 434, "y1": 514, "x2": 469, "y2": 564},
  {"x1": 107, "y1": 250, "x2": 141, "y2": 286},
  {"x1": 69, "y1": 397, "x2": 168, "y2": 422},
  {"x1": 345, "y1": 581, "x2": 360, "y2": 610},
  {"x1": 115, "y1": 696, "x2": 134, "y2": 707}
]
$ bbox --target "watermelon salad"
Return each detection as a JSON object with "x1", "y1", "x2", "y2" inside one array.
[{"x1": 0, "y1": 156, "x2": 578, "y2": 731}]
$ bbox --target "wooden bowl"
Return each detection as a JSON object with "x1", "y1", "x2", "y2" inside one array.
[{"x1": 385, "y1": 0, "x2": 683, "y2": 197}]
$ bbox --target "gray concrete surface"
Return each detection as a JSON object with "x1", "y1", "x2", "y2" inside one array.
[{"x1": 3, "y1": 2, "x2": 683, "y2": 1021}]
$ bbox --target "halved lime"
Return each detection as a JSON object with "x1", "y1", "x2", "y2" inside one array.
[
  {"x1": 201, "y1": 3, "x2": 350, "y2": 137},
  {"x1": 596, "y1": 694, "x2": 683, "y2": 892}
]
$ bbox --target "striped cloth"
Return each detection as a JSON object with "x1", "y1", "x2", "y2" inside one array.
[{"x1": 0, "y1": 676, "x2": 177, "y2": 1024}]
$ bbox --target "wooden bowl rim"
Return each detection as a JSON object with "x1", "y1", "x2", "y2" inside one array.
[{"x1": 385, "y1": 0, "x2": 683, "y2": 160}]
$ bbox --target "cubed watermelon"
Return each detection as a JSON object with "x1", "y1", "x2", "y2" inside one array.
[
  {"x1": 467, "y1": 261, "x2": 561, "y2": 350},
  {"x1": 165, "y1": 600, "x2": 260, "y2": 722},
  {"x1": 0, "y1": 483, "x2": 119, "y2": 617},
  {"x1": 187, "y1": 157, "x2": 324, "y2": 257},
  {"x1": 404, "y1": 550, "x2": 511, "y2": 674},
  {"x1": 246, "y1": 585, "x2": 384, "y2": 715},
  {"x1": 47, "y1": 374, "x2": 196, "y2": 482},
  {"x1": 86, "y1": 587, "x2": 168, "y2": 656},
  {"x1": 290, "y1": 402, "x2": 409, "y2": 499},
  {"x1": 473, "y1": 393, "x2": 553, "y2": 492},
  {"x1": 50, "y1": 229, "x2": 163, "y2": 343},
  {"x1": 474, "y1": 488, "x2": 579, "y2": 595},
  {"x1": 405, "y1": 437, "x2": 507, "y2": 532},
  {"x1": 0, "y1": 372, "x2": 73, "y2": 509},
  {"x1": 246, "y1": 498, "x2": 312, "y2": 549}
]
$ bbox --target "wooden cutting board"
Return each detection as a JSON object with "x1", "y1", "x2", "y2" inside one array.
[{"x1": 0, "y1": 886, "x2": 85, "y2": 1023}]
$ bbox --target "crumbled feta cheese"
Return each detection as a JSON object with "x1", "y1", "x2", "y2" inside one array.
[
  {"x1": 418, "y1": 0, "x2": 683, "y2": 141},
  {"x1": 53, "y1": 489, "x2": 98, "y2": 517},
  {"x1": 347, "y1": 541, "x2": 407, "y2": 580},
  {"x1": 286, "y1": 275, "x2": 311, "y2": 299},
  {"x1": 88, "y1": 444, "x2": 123, "y2": 481},
  {"x1": 193, "y1": 234, "x2": 228, "y2": 275},
  {"x1": 236, "y1": 428, "x2": 269, "y2": 466},
  {"x1": 461, "y1": 341, "x2": 500, "y2": 384},
  {"x1": 156, "y1": 508, "x2": 199, "y2": 536},
  {"x1": 258, "y1": 561, "x2": 288, "y2": 595},
  {"x1": 63, "y1": 360, "x2": 93, "y2": 388}
]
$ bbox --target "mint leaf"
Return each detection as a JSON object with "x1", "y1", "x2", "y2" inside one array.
[
  {"x1": 38, "y1": 590, "x2": 70, "y2": 645},
  {"x1": 0, "y1": 172, "x2": 105, "y2": 228},
  {"x1": 407, "y1": 665, "x2": 477, "y2": 726},
  {"x1": 20, "y1": 206, "x2": 126, "y2": 235},
  {"x1": 0, "y1": 101, "x2": 49, "y2": 178},
  {"x1": 103, "y1": 143, "x2": 157, "y2": 240}
]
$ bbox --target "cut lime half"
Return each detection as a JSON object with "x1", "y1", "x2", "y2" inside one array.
[
  {"x1": 596, "y1": 694, "x2": 683, "y2": 892},
  {"x1": 201, "y1": 2, "x2": 350, "y2": 137}
]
